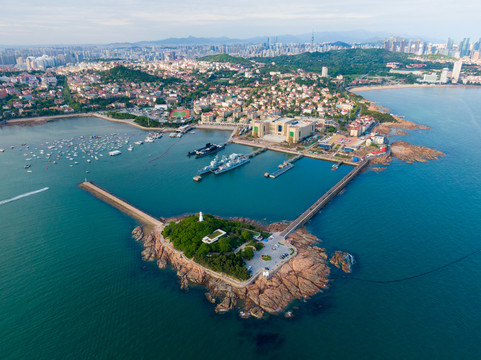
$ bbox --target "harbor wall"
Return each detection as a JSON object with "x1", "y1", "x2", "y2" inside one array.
[
  {"x1": 232, "y1": 138, "x2": 359, "y2": 166},
  {"x1": 79, "y1": 181, "x2": 163, "y2": 227}
]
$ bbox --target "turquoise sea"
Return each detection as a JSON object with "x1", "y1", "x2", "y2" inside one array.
[{"x1": 1, "y1": 86, "x2": 481, "y2": 359}]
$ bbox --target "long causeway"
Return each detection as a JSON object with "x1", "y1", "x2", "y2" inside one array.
[
  {"x1": 79, "y1": 181, "x2": 163, "y2": 227},
  {"x1": 280, "y1": 159, "x2": 370, "y2": 238}
]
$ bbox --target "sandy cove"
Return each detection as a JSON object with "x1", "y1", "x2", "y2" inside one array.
[{"x1": 132, "y1": 223, "x2": 351, "y2": 319}]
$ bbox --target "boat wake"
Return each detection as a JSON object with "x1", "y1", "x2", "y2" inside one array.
[{"x1": 0, "y1": 187, "x2": 49, "y2": 206}]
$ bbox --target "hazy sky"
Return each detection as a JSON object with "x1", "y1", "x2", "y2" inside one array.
[{"x1": 1, "y1": 0, "x2": 480, "y2": 45}]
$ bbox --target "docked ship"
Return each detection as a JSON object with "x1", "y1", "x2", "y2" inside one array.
[
  {"x1": 188, "y1": 143, "x2": 225, "y2": 158},
  {"x1": 145, "y1": 132, "x2": 161, "y2": 143},
  {"x1": 214, "y1": 153, "x2": 250, "y2": 174},
  {"x1": 197, "y1": 155, "x2": 228, "y2": 175}
]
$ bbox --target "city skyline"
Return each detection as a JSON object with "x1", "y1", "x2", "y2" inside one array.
[{"x1": 1, "y1": 0, "x2": 480, "y2": 46}]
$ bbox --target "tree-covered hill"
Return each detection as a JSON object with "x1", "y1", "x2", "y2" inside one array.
[
  {"x1": 256, "y1": 49, "x2": 414, "y2": 76},
  {"x1": 100, "y1": 65, "x2": 160, "y2": 83}
]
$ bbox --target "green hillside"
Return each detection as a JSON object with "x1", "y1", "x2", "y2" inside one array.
[
  {"x1": 256, "y1": 49, "x2": 414, "y2": 76},
  {"x1": 100, "y1": 65, "x2": 159, "y2": 83}
]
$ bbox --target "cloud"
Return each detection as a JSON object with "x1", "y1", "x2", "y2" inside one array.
[
  {"x1": 0, "y1": 0, "x2": 480, "y2": 45},
  {"x1": 92, "y1": 19, "x2": 132, "y2": 26}
]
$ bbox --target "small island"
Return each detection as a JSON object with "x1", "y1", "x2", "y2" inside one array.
[{"x1": 132, "y1": 212, "x2": 352, "y2": 318}]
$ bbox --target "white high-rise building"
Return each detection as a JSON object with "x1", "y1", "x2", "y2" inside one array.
[
  {"x1": 321, "y1": 66, "x2": 328, "y2": 77},
  {"x1": 452, "y1": 61, "x2": 463, "y2": 83},
  {"x1": 440, "y1": 68, "x2": 449, "y2": 84}
]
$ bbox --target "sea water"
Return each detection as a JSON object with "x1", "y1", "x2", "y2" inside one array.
[{"x1": 1, "y1": 86, "x2": 481, "y2": 359}]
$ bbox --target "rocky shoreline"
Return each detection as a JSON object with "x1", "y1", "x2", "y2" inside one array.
[
  {"x1": 367, "y1": 107, "x2": 444, "y2": 168},
  {"x1": 132, "y1": 224, "x2": 351, "y2": 319}
]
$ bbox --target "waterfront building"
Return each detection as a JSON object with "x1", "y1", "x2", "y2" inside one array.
[
  {"x1": 349, "y1": 116, "x2": 375, "y2": 137},
  {"x1": 200, "y1": 112, "x2": 214, "y2": 122},
  {"x1": 252, "y1": 117, "x2": 316, "y2": 143},
  {"x1": 452, "y1": 61, "x2": 463, "y2": 83},
  {"x1": 440, "y1": 68, "x2": 449, "y2": 84},
  {"x1": 422, "y1": 73, "x2": 438, "y2": 83}
]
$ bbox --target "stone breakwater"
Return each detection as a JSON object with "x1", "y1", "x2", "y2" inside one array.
[{"x1": 132, "y1": 226, "x2": 341, "y2": 318}]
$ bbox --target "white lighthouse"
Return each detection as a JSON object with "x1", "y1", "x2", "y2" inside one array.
[{"x1": 199, "y1": 211, "x2": 203, "y2": 222}]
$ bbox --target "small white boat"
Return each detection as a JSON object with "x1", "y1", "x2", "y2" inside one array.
[{"x1": 127, "y1": 145, "x2": 133, "y2": 151}]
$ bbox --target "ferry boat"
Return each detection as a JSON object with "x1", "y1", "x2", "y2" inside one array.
[
  {"x1": 188, "y1": 143, "x2": 225, "y2": 158},
  {"x1": 109, "y1": 150, "x2": 121, "y2": 156},
  {"x1": 149, "y1": 132, "x2": 162, "y2": 139},
  {"x1": 197, "y1": 155, "x2": 227, "y2": 175},
  {"x1": 214, "y1": 154, "x2": 250, "y2": 174}
]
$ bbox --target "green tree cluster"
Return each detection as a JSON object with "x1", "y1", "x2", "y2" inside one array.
[
  {"x1": 100, "y1": 65, "x2": 160, "y2": 83},
  {"x1": 256, "y1": 49, "x2": 416, "y2": 77},
  {"x1": 162, "y1": 215, "x2": 265, "y2": 280},
  {"x1": 359, "y1": 103, "x2": 397, "y2": 123}
]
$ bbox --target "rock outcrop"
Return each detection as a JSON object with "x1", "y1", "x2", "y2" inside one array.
[
  {"x1": 390, "y1": 141, "x2": 445, "y2": 163},
  {"x1": 132, "y1": 225, "x2": 338, "y2": 318},
  {"x1": 374, "y1": 117, "x2": 430, "y2": 136},
  {"x1": 329, "y1": 251, "x2": 354, "y2": 273}
]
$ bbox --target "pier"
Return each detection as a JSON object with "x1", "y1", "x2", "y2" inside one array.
[
  {"x1": 247, "y1": 147, "x2": 267, "y2": 158},
  {"x1": 265, "y1": 154, "x2": 303, "y2": 178},
  {"x1": 268, "y1": 163, "x2": 294, "y2": 178},
  {"x1": 79, "y1": 181, "x2": 163, "y2": 227},
  {"x1": 231, "y1": 138, "x2": 359, "y2": 166},
  {"x1": 280, "y1": 158, "x2": 370, "y2": 238}
]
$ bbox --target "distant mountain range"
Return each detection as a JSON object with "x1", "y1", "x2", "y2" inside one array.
[{"x1": 108, "y1": 30, "x2": 391, "y2": 47}]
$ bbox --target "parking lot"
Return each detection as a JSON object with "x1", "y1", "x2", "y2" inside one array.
[{"x1": 244, "y1": 233, "x2": 295, "y2": 278}]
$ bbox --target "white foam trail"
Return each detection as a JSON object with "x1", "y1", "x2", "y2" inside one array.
[{"x1": 0, "y1": 187, "x2": 49, "y2": 206}]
